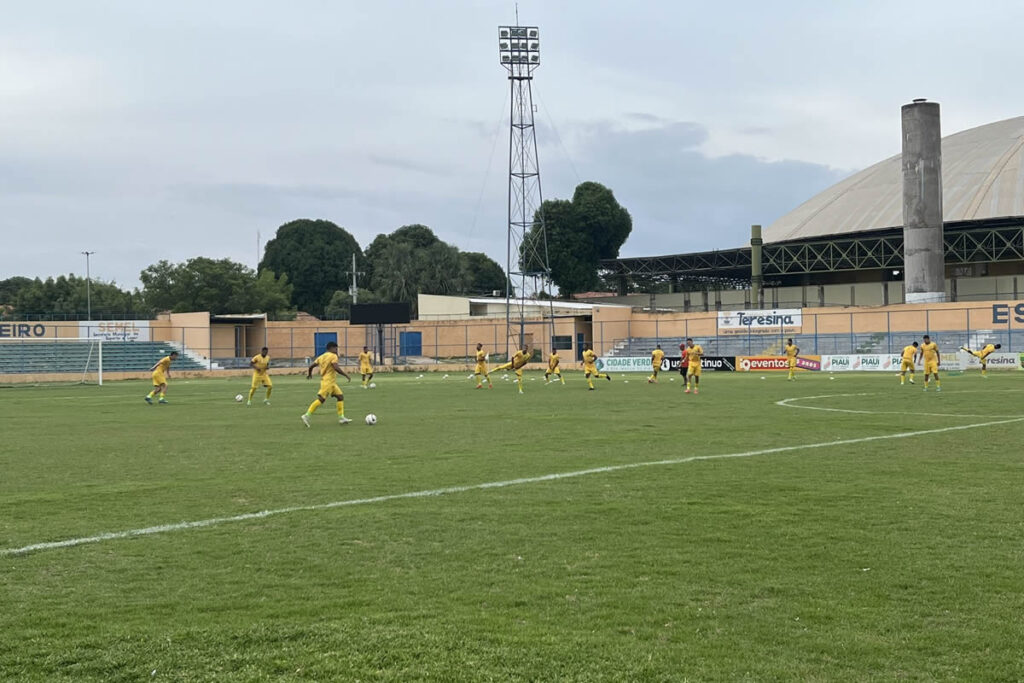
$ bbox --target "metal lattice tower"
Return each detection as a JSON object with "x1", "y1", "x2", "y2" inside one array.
[{"x1": 499, "y1": 24, "x2": 553, "y2": 355}]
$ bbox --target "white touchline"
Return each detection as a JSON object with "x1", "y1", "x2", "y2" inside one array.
[{"x1": 5, "y1": 415, "x2": 1024, "y2": 557}]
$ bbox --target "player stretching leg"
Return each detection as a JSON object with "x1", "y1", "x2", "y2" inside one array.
[
  {"x1": 302, "y1": 341, "x2": 352, "y2": 426},
  {"x1": 648, "y1": 344, "x2": 665, "y2": 383},
  {"x1": 683, "y1": 338, "x2": 703, "y2": 394},
  {"x1": 545, "y1": 349, "x2": 565, "y2": 385},
  {"x1": 248, "y1": 346, "x2": 273, "y2": 405},
  {"x1": 961, "y1": 343, "x2": 1001, "y2": 377},
  {"x1": 145, "y1": 351, "x2": 178, "y2": 404},
  {"x1": 784, "y1": 338, "x2": 799, "y2": 381},
  {"x1": 918, "y1": 335, "x2": 941, "y2": 392},
  {"x1": 581, "y1": 343, "x2": 611, "y2": 391},
  {"x1": 899, "y1": 341, "x2": 918, "y2": 385},
  {"x1": 491, "y1": 345, "x2": 532, "y2": 394},
  {"x1": 473, "y1": 343, "x2": 493, "y2": 388},
  {"x1": 358, "y1": 346, "x2": 374, "y2": 388}
]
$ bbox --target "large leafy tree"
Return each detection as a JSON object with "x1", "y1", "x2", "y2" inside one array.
[
  {"x1": 8, "y1": 275, "x2": 142, "y2": 316},
  {"x1": 459, "y1": 252, "x2": 507, "y2": 295},
  {"x1": 364, "y1": 225, "x2": 471, "y2": 305},
  {"x1": 140, "y1": 258, "x2": 293, "y2": 315},
  {"x1": 259, "y1": 219, "x2": 361, "y2": 316},
  {"x1": 523, "y1": 181, "x2": 632, "y2": 297}
]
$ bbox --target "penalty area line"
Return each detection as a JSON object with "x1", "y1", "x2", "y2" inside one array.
[{"x1": 5, "y1": 415, "x2": 1024, "y2": 557}]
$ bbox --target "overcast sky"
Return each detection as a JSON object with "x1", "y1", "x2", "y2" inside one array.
[{"x1": 3, "y1": 0, "x2": 1024, "y2": 288}]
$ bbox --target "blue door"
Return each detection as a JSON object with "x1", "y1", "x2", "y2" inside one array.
[
  {"x1": 399, "y1": 331, "x2": 422, "y2": 357},
  {"x1": 576, "y1": 332, "x2": 586, "y2": 360},
  {"x1": 313, "y1": 332, "x2": 337, "y2": 356}
]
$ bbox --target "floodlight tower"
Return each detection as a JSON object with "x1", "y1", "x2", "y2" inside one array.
[{"x1": 499, "y1": 24, "x2": 553, "y2": 355}]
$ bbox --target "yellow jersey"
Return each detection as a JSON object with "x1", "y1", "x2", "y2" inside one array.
[
  {"x1": 315, "y1": 351, "x2": 340, "y2": 383},
  {"x1": 979, "y1": 344, "x2": 996, "y2": 359},
  {"x1": 476, "y1": 349, "x2": 486, "y2": 364},
  {"x1": 359, "y1": 351, "x2": 373, "y2": 368},
  {"x1": 155, "y1": 356, "x2": 172, "y2": 373},
  {"x1": 921, "y1": 342, "x2": 938, "y2": 363},
  {"x1": 251, "y1": 353, "x2": 270, "y2": 374},
  {"x1": 512, "y1": 350, "x2": 531, "y2": 369},
  {"x1": 901, "y1": 345, "x2": 916, "y2": 362},
  {"x1": 582, "y1": 349, "x2": 597, "y2": 366},
  {"x1": 652, "y1": 349, "x2": 665, "y2": 366},
  {"x1": 785, "y1": 344, "x2": 798, "y2": 359},
  {"x1": 548, "y1": 352, "x2": 560, "y2": 370},
  {"x1": 686, "y1": 344, "x2": 703, "y2": 367}
]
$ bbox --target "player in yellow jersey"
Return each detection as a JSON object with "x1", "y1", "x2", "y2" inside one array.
[
  {"x1": 961, "y1": 342, "x2": 1002, "y2": 377},
  {"x1": 784, "y1": 338, "x2": 799, "y2": 381},
  {"x1": 684, "y1": 338, "x2": 703, "y2": 394},
  {"x1": 899, "y1": 341, "x2": 918, "y2": 385},
  {"x1": 473, "y1": 343, "x2": 492, "y2": 389},
  {"x1": 917, "y1": 335, "x2": 941, "y2": 392},
  {"x1": 581, "y1": 343, "x2": 611, "y2": 390},
  {"x1": 648, "y1": 345, "x2": 665, "y2": 383},
  {"x1": 247, "y1": 346, "x2": 272, "y2": 405},
  {"x1": 301, "y1": 341, "x2": 352, "y2": 427},
  {"x1": 144, "y1": 351, "x2": 178, "y2": 404},
  {"x1": 358, "y1": 346, "x2": 374, "y2": 388},
  {"x1": 545, "y1": 349, "x2": 565, "y2": 385},
  {"x1": 492, "y1": 345, "x2": 532, "y2": 393}
]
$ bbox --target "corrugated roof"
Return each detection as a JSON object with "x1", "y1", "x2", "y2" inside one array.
[{"x1": 764, "y1": 116, "x2": 1024, "y2": 243}]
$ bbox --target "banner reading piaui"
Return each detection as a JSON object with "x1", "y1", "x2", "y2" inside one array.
[
  {"x1": 717, "y1": 309, "x2": 802, "y2": 335},
  {"x1": 79, "y1": 321, "x2": 151, "y2": 341}
]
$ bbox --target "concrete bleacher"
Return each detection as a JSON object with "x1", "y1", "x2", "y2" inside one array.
[{"x1": 0, "y1": 341, "x2": 207, "y2": 374}]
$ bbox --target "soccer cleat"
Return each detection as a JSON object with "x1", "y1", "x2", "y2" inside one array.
[
  {"x1": 936, "y1": 387, "x2": 942, "y2": 392},
  {"x1": 694, "y1": 389, "x2": 699, "y2": 395},
  {"x1": 264, "y1": 400, "x2": 271, "y2": 405},
  {"x1": 338, "y1": 416, "x2": 353, "y2": 424},
  {"x1": 475, "y1": 384, "x2": 482, "y2": 389},
  {"x1": 588, "y1": 387, "x2": 595, "y2": 391},
  {"x1": 606, "y1": 374, "x2": 612, "y2": 381},
  {"x1": 684, "y1": 388, "x2": 690, "y2": 394},
  {"x1": 923, "y1": 387, "x2": 928, "y2": 392},
  {"x1": 488, "y1": 384, "x2": 493, "y2": 389},
  {"x1": 144, "y1": 396, "x2": 153, "y2": 404},
  {"x1": 960, "y1": 346, "x2": 969, "y2": 352},
  {"x1": 909, "y1": 379, "x2": 914, "y2": 384},
  {"x1": 246, "y1": 400, "x2": 252, "y2": 406},
  {"x1": 301, "y1": 414, "x2": 311, "y2": 428}
]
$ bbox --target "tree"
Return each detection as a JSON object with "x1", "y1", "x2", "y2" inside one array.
[
  {"x1": 0, "y1": 277, "x2": 33, "y2": 307},
  {"x1": 140, "y1": 258, "x2": 293, "y2": 316},
  {"x1": 523, "y1": 181, "x2": 632, "y2": 297},
  {"x1": 9, "y1": 275, "x2": 141, "y2": 317},
  {"x1": 364, "y1": 225, "x2": 469, "y2": 306},
  {"x1": 459, "y1": 252, "x2": 506, "y2": 295},
  {"x1": 259, "y1": 219, "x2": 361, "y2": 316},
  {"x1": 324, "y1": 288, "x2": 381, "y2": 320}
]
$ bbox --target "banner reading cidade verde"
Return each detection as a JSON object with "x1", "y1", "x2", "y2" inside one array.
[{"x1": 717, "y1": 309, "x2": 802, "y2": 335}]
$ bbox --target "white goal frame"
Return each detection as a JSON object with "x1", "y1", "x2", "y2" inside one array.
[{"x1": 0, "y1": 337, "x2": 103, "y2": 385}]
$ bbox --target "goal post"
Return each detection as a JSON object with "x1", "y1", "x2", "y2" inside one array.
[{"x1": 0, "y1": 337, "x2": 103, "y2": 386}]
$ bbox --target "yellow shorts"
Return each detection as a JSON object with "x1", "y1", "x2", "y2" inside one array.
[
  {"x1": 687, "y1": 364, "x2": 702, "y2": 377},
  {"x1": 152, "y1": 371, "x2": 166, "y2": 386},
  {"x1": 651, "y1": 364, "x2": 660, "y2": 373},
  {"x1": 360, "y1": 365, "x2": 373, "y2": 375},
  {"x1": 583, "y1": 364, "x2": 597, "y2": 375},
  {"x1": 251, "y1": 373, "x2": 272, "y2": 388},
  {"x1": 475, "y1": 363, "x2": 488, "y2": 374},
  {"x1": 788, "y1": 358, "x2": 797, "y2": 369},
  {"x1": 548, "y1": 366, "x2": 561, "y2": 375},
  {"x1": 924, "y1": 361, "x2": 939, "y2": 374},
  {"x1": 318, "y1": 382, "x2": 343, "y2": 398},
  {"x1": 900, "y1": 360, "x2": 915, "y2": 372}
]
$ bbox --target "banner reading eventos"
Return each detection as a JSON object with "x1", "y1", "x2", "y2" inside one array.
[
  {"x1": 79, "y1": 321, "x2": 151, "y2": 341},
  {"x1": 717, "y1": 309, "x2": 802, "y2": 335},
  {"x1": 737, "y1": 355, "x2": 820, "y2": 372}
]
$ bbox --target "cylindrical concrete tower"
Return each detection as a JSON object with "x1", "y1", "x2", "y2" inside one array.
[
  {"x1": 750, "y1": 224, "x2": 763, "y2": 308},
  {"x1": 901, "y1": 99, "x2": 945, "y2": 303}
]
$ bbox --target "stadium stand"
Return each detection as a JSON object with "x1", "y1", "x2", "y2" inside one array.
[{"x1": 0, "y1": 341, "x2": 207, "y2": 374}]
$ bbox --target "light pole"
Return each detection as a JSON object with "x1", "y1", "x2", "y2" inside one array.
[{"x1": 81, "y1": 251, "x2": 95, "y2": 320}]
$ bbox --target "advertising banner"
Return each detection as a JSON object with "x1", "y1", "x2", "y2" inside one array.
[
  {"x1": 957, "y1": 351, "x2": 1020, "y2": 371},
  {"x1": 737, "y1": 355, "x2": 820, "y2": 372},
  {"x1": 821, "y1": 354, "x2": 902, "y2": 372},
  {"x1": 79, "y1": 321, "x2": 151, "y2": 341},
  {"x1": 717, "y1": 309, "x2": 802, "y2": 335},
  {"x1": 597, "y1": 356, "x2": 655, "y2": 373},
  {"x1": 666, "y1": 356, "x2": 737, "y2": 372}
]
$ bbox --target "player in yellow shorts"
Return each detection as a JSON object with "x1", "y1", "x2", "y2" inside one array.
[
  {"x1": 785, "y1": 338, "x2": 799, "y2": 381},
  {"x1": 358, "y1": 346, "x2": 374, "y2": 388},
  {"x1": 301, "y1": 341, "x2": 352, "y2": 427},
  {"x1": 491, "y1": 345, "x2": 532, "y2": 394},
  {"x1": 899, "y1": 341, "x2": 918, "y2": 385},
  {"x1": 246, "y1": 346, "x2": 272, "y2": 405},
  {"x1": 473, "y1": 343, "x2": 492, "y2": 389},
  {"x1": 144, "y1": 351, "x2": 178, "y2": 404},
  {"x1": 961, "y1": 342, "x2": 1002, "y2": 377},
  {"x1": 917, "y1": 335, "x2": 941, "y2": 391},
  {"x1": 581, "y1": 343, "x2": 611, "y2": 390},
  {"x1": 648, "y1": 345, "x2": 665, "y2": 383},
  {"x1": 545, "y1": 349, "x2": 565, "y2": 385},
  {"x1": 684, "y1": 338, "x2": 703, "y2": 394}
]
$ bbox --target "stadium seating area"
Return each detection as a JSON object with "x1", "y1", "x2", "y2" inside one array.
[{"x1": 0, "y1": 341, "x2": 207, "y2": 375}]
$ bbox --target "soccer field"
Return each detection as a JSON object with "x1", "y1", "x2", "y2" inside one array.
[{"x1": 2, "y1": 370, "x2": 1023, "y2": 681}]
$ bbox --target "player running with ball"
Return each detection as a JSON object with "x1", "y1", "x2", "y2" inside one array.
[{"x1": 301, "y1": 341, "x2": 353, "y2": 427}]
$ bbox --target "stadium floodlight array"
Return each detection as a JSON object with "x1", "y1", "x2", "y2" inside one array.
[
  {"x1": 0, "y1": 337, "x2": 104, "y2": 385},
  {"x1": 498, "y1": 26, "x2": 540, "y2": 67}
]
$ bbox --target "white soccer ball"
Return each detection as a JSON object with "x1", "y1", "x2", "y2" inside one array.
[
  {"x1": 369, "y1": 382, "x2": 376, "y2": 389},
  {"x1": 234, "y1": 394, "x2": 243, "y2": 402},
  {"x1": 365, "y1": 413, "x2": 377, "y2": 425},
  {"x1": 443, "y1": 374, "x2": 449, "y2": 379}
]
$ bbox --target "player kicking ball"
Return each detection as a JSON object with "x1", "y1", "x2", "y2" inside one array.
[
  {"x1": 581, "y1": 343, "x2": 611, "y2": 390},
  {"x1": 302, "y1": 341, "x2": 352, "y2": 427},
  {"x1": 144, "y1": 351, "x2": 178, "y2": 404},
  {"x1": 961, "y1": 343, "x2": 1001, "y2": 377}
]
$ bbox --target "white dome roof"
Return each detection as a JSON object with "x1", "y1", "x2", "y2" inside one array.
[{"x1": 764, "y1": 116, "x2": 1024, "y2": 243}]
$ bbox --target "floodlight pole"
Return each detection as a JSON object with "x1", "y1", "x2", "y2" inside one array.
[{"x1": 81, "y1": 251, "x2": 95, "y2": 321}]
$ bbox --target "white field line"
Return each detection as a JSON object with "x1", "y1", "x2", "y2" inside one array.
[
  {"x1": 5, "y1": 415, "x2": 1024, "y2": 558},
  {"x1": 776, "y1": 392, "x2": 1022, "y2": 418}
]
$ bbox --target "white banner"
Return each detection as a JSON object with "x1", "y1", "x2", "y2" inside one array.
[
  {"x1": 957, "y1": 351, "x2": 1020, "y2": 371},
  {"x1": 597, "y1": 356, "x2": 657, "y2": 372},
  {"x1": 79, "y1": 320, "x2": 151, "y2": 341},
  {"x1": 821, "y1": 354, "x2": 902, "y2": 372},
  {"x1": 717, "y1": 309, "x2": 802, "y2": 335}
]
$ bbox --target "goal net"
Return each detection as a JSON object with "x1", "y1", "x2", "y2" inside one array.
[{"x1": 0, "y1": 337, "x2": 103, "y2": 386}]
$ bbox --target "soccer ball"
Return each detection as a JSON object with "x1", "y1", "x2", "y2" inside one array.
[
  {"x1": 369, "y1": 382, "x2": 376, "y2": 389},
  {"x1": 365, "y1": 413, "x2": 378, "y2": 425},
  {"x1": 234, "y1": 394, "x2": 243, "y2": 402}
]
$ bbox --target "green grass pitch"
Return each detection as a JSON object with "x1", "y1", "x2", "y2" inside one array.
[{"x1": 2, "y1": 370, "x2": 1023, "y2": 681}]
